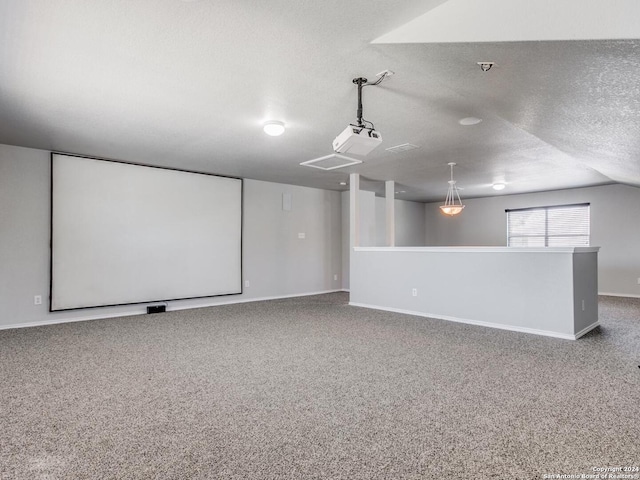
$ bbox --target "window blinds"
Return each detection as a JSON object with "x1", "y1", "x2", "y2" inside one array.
[{"x1": 507, "y1": 203, "x2": 590, "y2": 247}]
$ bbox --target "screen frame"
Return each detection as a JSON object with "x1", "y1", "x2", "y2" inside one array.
[{"x1": 49, "y1": 152, "x2": 243, "y2": 312}]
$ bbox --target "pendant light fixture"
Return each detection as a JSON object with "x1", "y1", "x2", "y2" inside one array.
[{"x1": 439, "y1": 162, "x2": 465, "y2": 216}]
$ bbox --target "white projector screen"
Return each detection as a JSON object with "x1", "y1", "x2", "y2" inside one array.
[{"x1": 51, "y1": 154, "x2": 242, "y2": 311}]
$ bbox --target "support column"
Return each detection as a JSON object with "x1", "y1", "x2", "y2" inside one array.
[
  {"x1": 385, "y1": 180, "x2": 395, "y2": 247},
  {"x1": 349, "y1": 173, "x2": 360, "y2": 248}
]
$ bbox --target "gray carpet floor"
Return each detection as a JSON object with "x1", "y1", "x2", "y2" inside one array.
[{"x1": 1, "y1": 293, "x2": 639, "y2": 480}]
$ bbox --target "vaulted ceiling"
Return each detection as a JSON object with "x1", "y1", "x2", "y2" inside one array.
[{"x1": 1, "y1": 0, "x2": 639, "y2": 201}]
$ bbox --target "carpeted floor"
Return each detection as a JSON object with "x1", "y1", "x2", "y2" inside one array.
[{"x1": 1, "y1": 293, "x2": 639, "y2": 480}]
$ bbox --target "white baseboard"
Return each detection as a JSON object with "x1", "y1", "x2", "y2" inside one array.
[
  {"x1": 0, "y1": 309, "x2": 144, "y2": 331},
  {"x1": 169, "y1": 289, "x2": 343, "y2": 311},
  {"x1": 0, "y1": 290, "x2": 344, "y2": 331},
  {"x1": 599, "y1": 292, "x2": 640, "y2": 299},
  {"x1": 349, "y1": 302, "x2": 596, "y2": 340},
  {"x1": 573, "y1": 322, "x2": 601, "y2": 339}
]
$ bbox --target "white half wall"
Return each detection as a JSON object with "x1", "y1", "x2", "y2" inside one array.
[
  {"x1": 425, "y1": 184, "x2": 640, "y2": 297},
  {"x1": 0, "y1": 144, "x2": 342, "y2": 329},
  {"x1": 350, "y1": 247, "x2": 600, "y2": 340}
]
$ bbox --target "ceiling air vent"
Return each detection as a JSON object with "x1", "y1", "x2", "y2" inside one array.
[
  {"x1": 300, "y1": 153, "x2": 362, "y2": 171},
  {"x1": 385, "y1": 143, "x2": 419, "y2": 154}
]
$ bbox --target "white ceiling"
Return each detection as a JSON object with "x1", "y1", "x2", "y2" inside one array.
[{"x1": 1, "y1": 0, "x2": 639, "y2": 201}]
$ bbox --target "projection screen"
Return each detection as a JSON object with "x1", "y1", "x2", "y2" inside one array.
[{"x1": 51, "y1": 154, "x2": 242, "y2": 311}]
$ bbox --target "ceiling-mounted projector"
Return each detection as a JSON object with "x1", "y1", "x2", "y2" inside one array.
[
  {"x1": 332, "y1": 72, "x2": 392, "y2": 156},
  {"x1": 333, "y1": 124, "x2": 382, "y2": 156}
]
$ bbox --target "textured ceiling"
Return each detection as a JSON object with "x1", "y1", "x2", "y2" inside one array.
[{"x1": 0, "y1": 0, "x2": 639, "y2": 202}]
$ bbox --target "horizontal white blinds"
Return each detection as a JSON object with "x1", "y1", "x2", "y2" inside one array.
[{"x1": 507, "y1": 204, "x2": 590, "y2": 247}]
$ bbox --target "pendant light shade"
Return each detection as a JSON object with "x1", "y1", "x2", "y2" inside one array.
[{"x1": 439, "y1": 162, "x2": 465, "y2": 216}]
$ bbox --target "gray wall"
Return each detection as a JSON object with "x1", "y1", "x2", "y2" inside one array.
[
  {"x1": 375, "y1": 196, "x2": 426, "y2": 247},
  {"x1": 424, "y1": 184, "x2": 640, "y2": 297},
  {"x1": 341, "y1": 190, "x2": 426, "y2": 290},
  {"x1": 0, "y1": 143, "x2": 343, "y2": 328}
]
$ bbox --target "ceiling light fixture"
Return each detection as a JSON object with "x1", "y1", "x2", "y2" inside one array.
[
  {"x1": 439, "y1": 162, "x2": 465, "y2": 216},
  {"x1": 339, "y1": 182, "x2": 347, "y2": 186},
  {"x1": 492, "y1": 183, "x2": 506, "y2": 191},
  {"x1": 459, "y1": 117, "x2": 482, "y2": 126},
  {"x1": 477, "y1": 62, "x2": 494, "y2": 72},
  {"x1": 263, "y1": 120, "x2": 285, "y2": 136}
]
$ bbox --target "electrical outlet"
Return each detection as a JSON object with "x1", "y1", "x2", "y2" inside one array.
[
  {"x1": 334, "y1": 274, "x2": 338, "y2": 281},
  {"x1": 244, "y1": 280, "x2": 250, "y2": 288},
  {"x1": 412, "y1": 288, "x2": 417, "y2": 297},
  {"x1": 34, "y1": 295, "x2": 42, "y2": 305}
]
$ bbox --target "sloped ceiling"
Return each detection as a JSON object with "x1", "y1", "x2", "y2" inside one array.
[{"x1": 0, "y1": 0, "x2": 639, "y2": 201}]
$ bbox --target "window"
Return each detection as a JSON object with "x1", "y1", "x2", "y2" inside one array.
[{"x1": 506, "y1": 203, "x2": 590, "y2": 247}]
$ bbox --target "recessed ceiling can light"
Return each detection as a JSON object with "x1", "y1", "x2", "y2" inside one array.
[
  {"x1": 339, "y1": 182, "x2": 347, "y2": 186},
  {"x1": 459, "y1": 117, "x2": 482, "y2": 126},
  {"x1": 492, "y1": 183, "x2": 506, "y2": 191},
  {"x1": 263, "y1": 120, "x2": 285, "y2": 136}
]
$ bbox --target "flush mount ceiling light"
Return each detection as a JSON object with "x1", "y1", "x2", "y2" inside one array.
[
  {"x1": 263, "y1": 120, "x2": 285, "y2": 136},
  {"x1": 492, "y1": 183, "x2": 506, "y2": 191},
  {"x1": 439, "y1": 162, "x2": 465, "y2": 216},
  {"x1": 459, "y1": 117, "x2": 482, "y2": 126}
]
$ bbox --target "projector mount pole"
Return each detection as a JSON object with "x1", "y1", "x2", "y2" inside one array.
[
  {"x1": 352, "y1": 71, "x2": 389, "y2": 130},
  {"x1": 352, "y1": 77, "x2": 367, "y2": 128}
]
